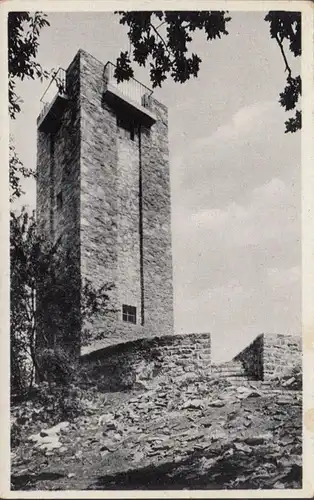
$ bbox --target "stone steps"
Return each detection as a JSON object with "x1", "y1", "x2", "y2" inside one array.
[
  {"x1": 209, "y1": 360, "x2": 256, "y2": 386},
  {"x1": 211, "y1": 369, "x2": 247, "y2": 374},
  {"x1": 211, "y1": 361, "x2": 245, "y2": 370},
  {"x1": 211, "y1": 361, "x2": 247, "y2": 379},
  {"x1": 210, "y1": 374, "x2": 248, "y2": 380}
]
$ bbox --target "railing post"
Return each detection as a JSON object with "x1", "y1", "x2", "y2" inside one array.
[
  {"x1": 104, "y1": 63, "x2": 112, "y2": 85},
  {"x1": 102, "y1": 61, "x2": 153, "y2": 109},
  {"x1": 142, "y1": 93, "x2": 151, "y2": 109},
  {"x1": 39, "y1": 67, "x2": 67, "y2": 116}
]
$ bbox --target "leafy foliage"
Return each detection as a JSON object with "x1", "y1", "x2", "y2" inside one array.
[
  {"x1": 11, "y1": 381, "x2": 83, "y2": 444},
  {"x1": 114, "y1": 11, "x2": 231, "y2": 87},
  {"x1": 264, "y1": 11, "x2": 301, "y2": 133},
  {"x1": 10, "y1": 140, "x2": 36, "y2": 202},
  {"x1": 114, "y1": 10, "x2": 301, "y2": 132},
  {"x1": 264, "y1": 11, "x2": 301, "y2": 58},
  {"x1": 8, "y1": 11, "x2": 50, "y2": 119},
  {"x1": 10, "y1": 208, "x2": 115, "y2": 396},
  {"x1": 10, "y1": 208, "x2": 44, "y2": 394},
  {"x1": 8, "y1": 12, "x2": 50, "y2": 202}
]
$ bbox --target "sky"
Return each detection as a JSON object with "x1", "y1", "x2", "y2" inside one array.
[{"x1": 11, "y1": 11, "x2": 301, "y2": 362}]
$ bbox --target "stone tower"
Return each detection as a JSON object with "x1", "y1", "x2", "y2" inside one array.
[{"x1": 36, "y1": 49, "x2": 174, "y2": 357}]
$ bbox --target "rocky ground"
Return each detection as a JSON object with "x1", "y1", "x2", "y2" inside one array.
[{"x1": 11, "y1": 370, "x2": 302, "y2": 491}]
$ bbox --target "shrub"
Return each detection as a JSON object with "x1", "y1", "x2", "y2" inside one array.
[
  {"x1": 36, "y1": 346, "x2": 77, "y2": 387},
  {"x1": 28, "y1": 347, "x2": 84, "y2": 423},
  {"x1": 36, "y1": 382, "x2": 83, "y2": 423},
  {"x1": 11, "y1": 418, "x2": 21, "y2": 448}
]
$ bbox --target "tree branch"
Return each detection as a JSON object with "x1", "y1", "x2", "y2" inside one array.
[
  {"x1": 23, "y1": 299, "x2": 33, "y2": 323},
  {"x1": 30, "y1": 287, "x2": 35, "y2": 325},
  {"x1": 156, "y1": 20, "x2": 166, "y2": 30},
  {"x1": 149, "y1": 22, "x2": 170, "y2": 55},
  {"x1": 275, "y1": 33, "x2": 292, "y2": 79}
]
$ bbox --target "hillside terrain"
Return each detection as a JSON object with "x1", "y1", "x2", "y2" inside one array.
[{"x1": 11, "y1": 364, "x2": 302, "y2": 491}]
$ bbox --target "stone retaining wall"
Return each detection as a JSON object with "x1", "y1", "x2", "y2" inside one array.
[
  {"x1": 79, "y1": 49, "x2": 174, "y2": 351},
  {"x1": 234, "y1": 334, "x2": 301, "y2": 381},
  {"x1": 81, "y1": 332, "x2": 301, "y2": 391},
  {"x1": 262, "y1": 334, "x2": 301, "y2": 379},
  {"x1": 234, "y1": 336, "x2": 264, "y2": 380},
  {"x1": 81, "y1": 333, "x2": 211, "y2": 392}
]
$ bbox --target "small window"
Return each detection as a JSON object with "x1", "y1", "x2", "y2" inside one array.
[
  {"x1": 57, "y1": 191, "x2": 63, "y2": 210},
  {"x1": 122, "y1": 304, "x2": 137, "y2": 324}
]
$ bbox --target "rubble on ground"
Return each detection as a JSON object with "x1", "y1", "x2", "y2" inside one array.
[{"x1": 11, "y1": 369, "x2": 302, "y2": 490}]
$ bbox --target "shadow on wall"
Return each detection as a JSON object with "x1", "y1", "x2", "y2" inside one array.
[
  {"x1": 80, "y1": 333, "x2": 211, "y2": 392},
  {"x1": 234, "y1": 333, "x2": 302, "y2": 381},
  {"x1": 80, "y1": 332, "x2": 301, "y2": 392}
]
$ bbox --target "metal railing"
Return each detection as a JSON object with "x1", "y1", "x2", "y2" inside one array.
[
  {"x1": 104, "y1": 61, "x2": 153, "y2": 109},
  {"x1": 39, "y1": 68, "x2": 67, "y2": 120},
  {"x1": 38, "y1": 62, "x2": 153, "y2": 123}
]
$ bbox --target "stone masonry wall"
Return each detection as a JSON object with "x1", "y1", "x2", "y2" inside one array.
[
  {"x1": 36, "y1": 52, "x2": 81, "y2": 358},
  {"x1": 81, "y1": 333, "x2": 211, "y2": 392},
  {"x1": 79, "y1": 50, "x2": 173, "y2": 353},
  {"x1": 37, "y1": 48, "x2": 174, "y2": 358},
  {"x1": 262, "y1": 334, "x2": 302, "y2": 380},
  {"x1": 79, "y1": 50, "x2": 119, "y2": 347},
  {"x1": 234, "y1": 335, "x2": 264, "y2": 380},
  {"x1": 140, "y1": 97, "x2": 174, "y2": 339},
  {"x1": 116, "y1": 127, "x2": 142, "y2": 324},
  {"x1": 81, "y1": 331, "x2": 301, "y2": 392},
  {"x1": 234, "y1": 334, "x2": 302, "y2": 381}
]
